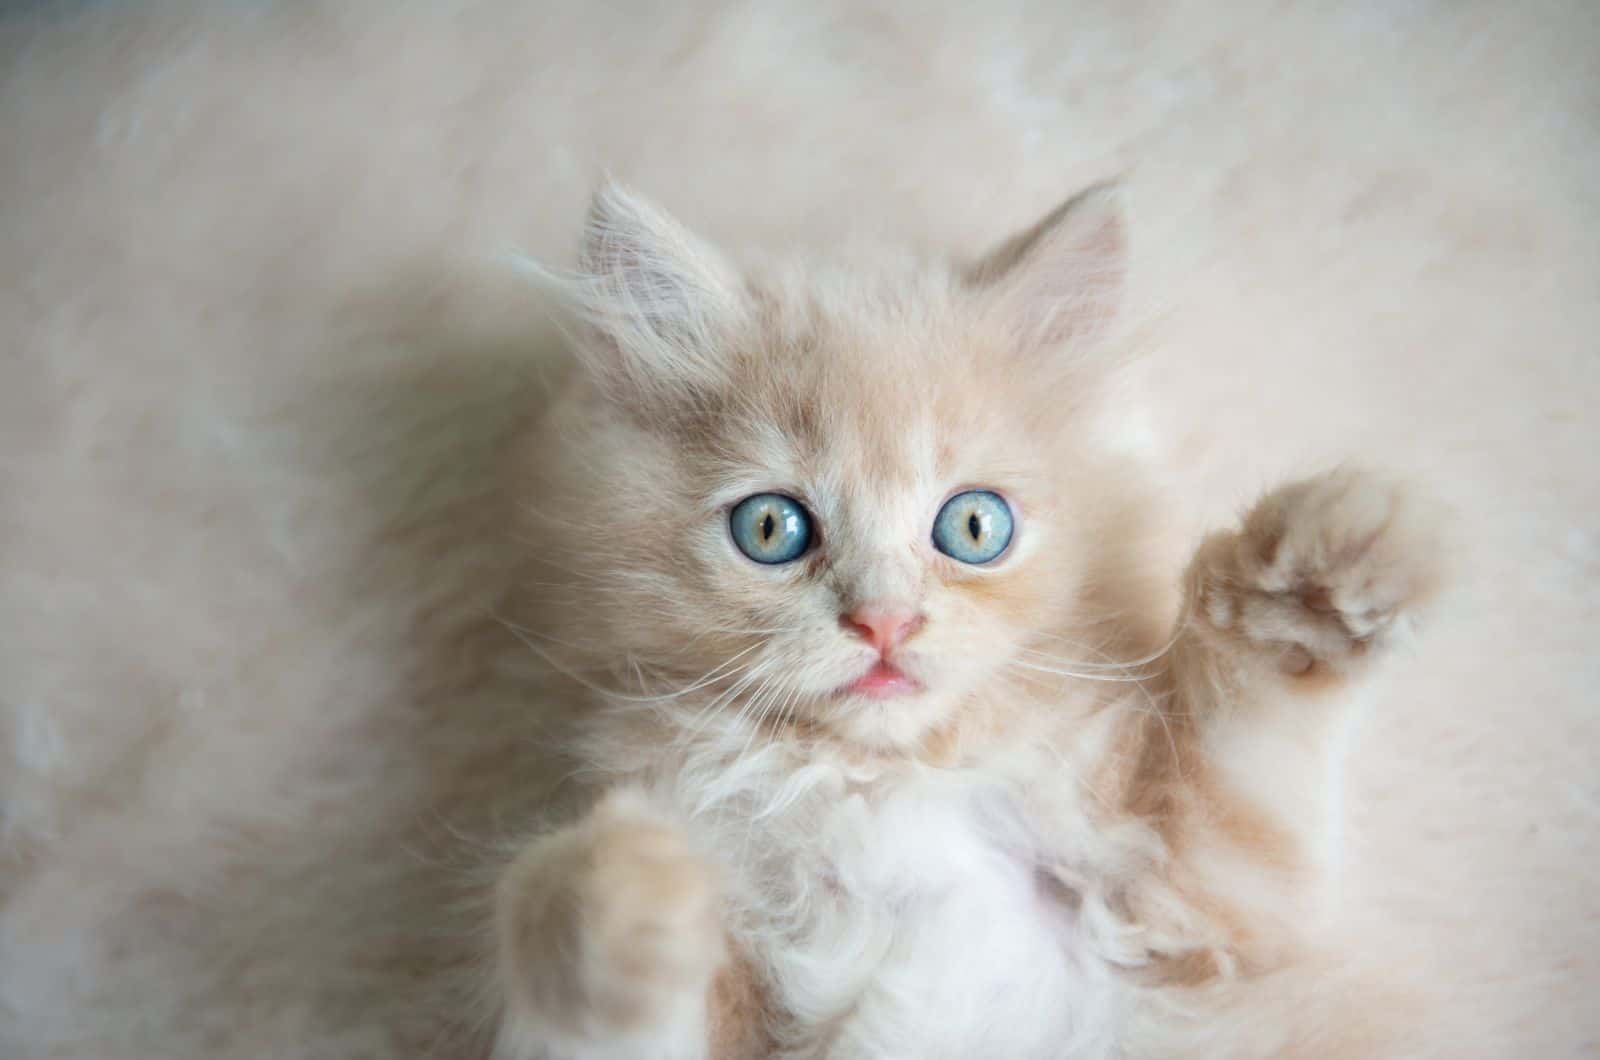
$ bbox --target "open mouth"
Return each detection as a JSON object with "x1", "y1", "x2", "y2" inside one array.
[{"x1": 842, "y1": 660, "x2": 922, "y2": 700}]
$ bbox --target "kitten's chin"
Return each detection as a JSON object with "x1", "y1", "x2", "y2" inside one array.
[{"x1": 824, "y1": 690, "x2": 956, "y2": 754}]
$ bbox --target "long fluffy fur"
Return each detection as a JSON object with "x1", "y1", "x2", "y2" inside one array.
[{"x1": 486, "y1": 182, "x2": 1443, "y2": 1059}]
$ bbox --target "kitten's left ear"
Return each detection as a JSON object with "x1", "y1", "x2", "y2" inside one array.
[{"x1": 965, "y1": 183, "x2": 1126, "y2": 351}]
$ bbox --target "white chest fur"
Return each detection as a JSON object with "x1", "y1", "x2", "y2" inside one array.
[{"x1": 701, "y1": 766, "x2": 1123, "y2": 1060}]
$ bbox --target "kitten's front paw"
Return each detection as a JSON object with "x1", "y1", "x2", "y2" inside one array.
[
  {"x1": 1189, "y1": 469, "x2": 1442, "y2": 677},
  {"x1": 496, "y1": 791, "x2": 725, "y2": 1041}
]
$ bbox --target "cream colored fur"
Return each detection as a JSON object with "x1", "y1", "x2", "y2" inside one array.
[
  {"x1": 485, "y1": 179, "x2": 1441, "y2": 1059},
  {"x1": 0, "y1": 2, "x2": 1595, "y2": 1059}
]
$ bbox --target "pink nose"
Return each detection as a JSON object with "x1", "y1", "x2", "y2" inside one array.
[{"x1": 840, "y1": 607, "x2": 923, "y2": 655}]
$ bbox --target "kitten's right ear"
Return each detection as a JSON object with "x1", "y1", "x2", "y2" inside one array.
[
  {"x1": 564, "y1": 180, "x2": 742, "y2": 407},
  {"x1": 965, "y1": 183, "x2": 1126, "y2": 354}
]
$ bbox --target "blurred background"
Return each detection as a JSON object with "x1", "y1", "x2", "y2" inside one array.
[{"x1": 1, "y1": 2, "x2": 1595, "y2": 1056}]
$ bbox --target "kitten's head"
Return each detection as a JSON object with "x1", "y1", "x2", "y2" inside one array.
[{"x1": 530, "y1": 181, "x2": 1139, "y2": 751}]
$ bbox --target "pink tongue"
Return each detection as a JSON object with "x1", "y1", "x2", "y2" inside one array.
[{"x1": 849, "y1": 661, "x2": 918, "y2": 698}]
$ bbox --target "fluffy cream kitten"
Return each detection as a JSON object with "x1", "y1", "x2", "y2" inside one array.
[{"x1": 491, "y1": 181, "x2": 1440, "y2": 1060}]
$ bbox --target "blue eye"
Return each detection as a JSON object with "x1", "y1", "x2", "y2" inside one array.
[
  {"x1": 932, "y1": 490, "x2": 1014, "y2": 564},
  {"x1": 730, "y1": 493, "x2": 813, "y2": 565}
]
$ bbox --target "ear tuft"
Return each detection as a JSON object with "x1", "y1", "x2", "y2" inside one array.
[
  {"x1": 567, "y1": 179, "x2": 742, "y2": 404},
  {"x1": 966, "y1": 182, "x2": 1126, "y2": 351}
]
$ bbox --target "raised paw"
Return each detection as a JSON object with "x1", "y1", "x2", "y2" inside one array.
[
  {"x1": 495, "y1": 790, "x2": 725, "y2": 1044},
  {"x1": 1189, "y1": 468, "x2": 1442, "y2": 677}
]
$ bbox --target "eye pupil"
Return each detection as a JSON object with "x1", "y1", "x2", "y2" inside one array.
[
  {"x1": 968, "y1": 512, "x2": 982, "y2": 540},
  {"x1": 762, "y1": 513, "x2": 775, "y2": 540}
]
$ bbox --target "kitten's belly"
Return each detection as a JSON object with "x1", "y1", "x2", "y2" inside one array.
[{"x1": 754, "y1": 779, "x2": 1119, "y2": 1060}]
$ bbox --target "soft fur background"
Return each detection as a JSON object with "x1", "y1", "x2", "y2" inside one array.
[{"x1": 1, "y1": 1, "x2": 1595, "y2": 1056}]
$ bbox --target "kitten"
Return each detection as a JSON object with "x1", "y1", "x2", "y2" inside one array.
[{"x1": 488, "y1": 181, "x2": 1440, "y2": 1059}]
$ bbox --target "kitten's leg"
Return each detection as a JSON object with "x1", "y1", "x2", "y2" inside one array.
[
  {"x1": 1166, "y1": 468, "x2": 1442, "y2": 878},
  {"x1": 492, "y1": 789, "x2": 727, "y2": 1060},
  {"x1": 1133, "y1": 470, "x2": 1443, "y2": 1057}
]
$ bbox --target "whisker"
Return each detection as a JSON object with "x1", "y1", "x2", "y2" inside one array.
[
  {"x1": 1006, "y1": 659, "x2": 1147, "y2": 684},
  {"x1": 497, "y1": 615, "x2": 769, "y2": 706},
  {"x1": 675, "y1": 663, "x2": 771, "y2": 740},
  {"x1": 1027, "y1": 601, "x2": 1196, "y2": 674},
  {"x1": 1014, "y1": 650, "x2": 1163, "y2": 680}
]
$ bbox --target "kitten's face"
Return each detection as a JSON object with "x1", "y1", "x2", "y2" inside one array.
[{"x1": 541, "y1": 182, "x2": 1126, "y2": 750}]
